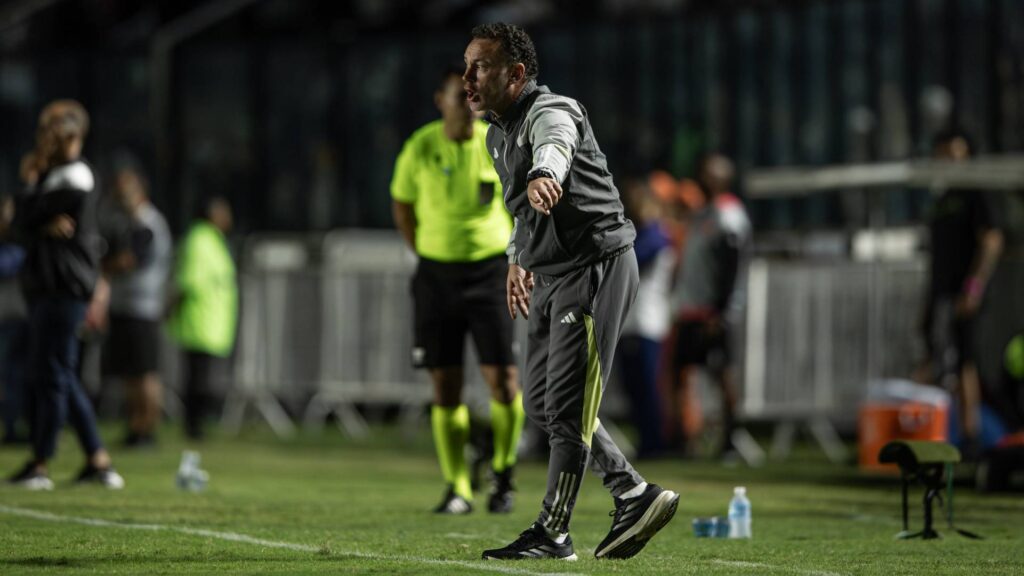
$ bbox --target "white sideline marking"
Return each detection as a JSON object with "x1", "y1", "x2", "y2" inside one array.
[
  {"x1": 444, "y1": 532, "x2": 490, "y2": 540},
  {"x1": 712, "y1": 559, "x2": 847, "y2": 576},
  {"x1": 714, "y1": 560, "x2": 775, "y2": 570},
  {"x1": 0, "y1": 505, "x2": 581, "y2": 576}
]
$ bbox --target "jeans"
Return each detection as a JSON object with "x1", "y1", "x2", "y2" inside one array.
[
  {"x1": 26, "y1": 297, "x2": 104, "y2": 461},
  {"x1": 0, "y1": 319, "x2": 29, "y2": 440},
  {"x1": 617, "y1": 334, "x2": 666, "y2": 458}
]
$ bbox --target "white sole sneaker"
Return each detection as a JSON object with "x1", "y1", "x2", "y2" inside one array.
[
  {"x1": 17, "y1": 476, "x2": 55, "y2": 491},
  {"x1": 101, "y1": 470, "x2": 125, "y2": 490},
  {"x1": 595, "y1": 490, "x2": 679, "y2": 559}
]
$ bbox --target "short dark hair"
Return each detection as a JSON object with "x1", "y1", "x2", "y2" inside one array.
[
  {"x1": 471, "y1": 23, "x2": 539, "y2": 80},
  {"x1": 437, "y1": 65, "x2": 464, "y2": 92}
]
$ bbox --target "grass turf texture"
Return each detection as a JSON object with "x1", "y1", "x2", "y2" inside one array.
[{"x1": 1, "y1": 425, "x2": 1021, "y2": 575}]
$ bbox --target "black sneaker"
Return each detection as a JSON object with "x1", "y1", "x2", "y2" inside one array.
[
  {"x1": 594, "y1": 483, "x2": 679, "y2": 559},
  {"x1": 482, "y1": 523, "x2": 577, "y2": 561},
  {"x1": 432, "y1": 485, "x2": 472, "y2": 515},
  {"x1": 488, "y1": 468, "x2": 515, "y2": 514},
  {"x1": 8, "y1": 461, "x2": 54, "y2": 491},
  {"x1": 74, "y1": 465, "x2": 125, "y2": 490}
]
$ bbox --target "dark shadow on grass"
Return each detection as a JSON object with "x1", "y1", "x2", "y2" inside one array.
[
  {"x1": 3, "y1": 557, "x2": 86, "y2": 568},
  {"x1": 1, "y1": 552, "x2": 324, "y2": 569}
]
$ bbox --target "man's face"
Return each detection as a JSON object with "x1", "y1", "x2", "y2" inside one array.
[
  {"x1": 113, "y1": 170, "x2": 143, "y2": 210},
  {"x1": 698, "y1": 155, "x2": 734, "y2": 195},
  {"x1": 463, "y1": 38, "x2": 512, "y2": 115},
  {"x1": 934, "y1": 137, "x2": 970, "y2": 161},
  {"x1": 209, "y1": 198, "x2": 233, "y2": 233},
  {"x1": 436, "y1": 74, "x2": 473, "y2": 125}
]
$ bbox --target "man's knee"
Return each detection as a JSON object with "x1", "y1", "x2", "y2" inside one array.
[
  {"x1": 547, "y1": 419, "x2": 586, "y2": 447},
  {"x1": 522, "y1": 394, "x2": 545, "y2": 425},
  {"x1": 430, "y1": 368, "x2": 464, "y2": 407},
  {"x1": 523, "y1": 406, "x2": 551, "y2": 432},
  {"x1": 481, "y1": 364, "x2": 518, "y2": 403}
]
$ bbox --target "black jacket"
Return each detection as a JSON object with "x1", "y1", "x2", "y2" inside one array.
[
  {"x1": 486, "y1": 82, "x2": 635, "y2": 277},
  {"x1": 14, "y1": 159, "x2": 100, "y2": 300}
]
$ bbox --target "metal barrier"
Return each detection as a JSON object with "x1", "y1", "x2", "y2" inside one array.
[
  {"x1": 743, "y1": 257, "x2": 928, "y2": 460},
  {"x1": 227, "y1": 231, "x2": 531, "y2": 439},
  {"x1": 221, "y1": 236, "x2": 314, "y2": 437},
  {"x1": 224, "y1": 231, "x2": 933, "y2": 458},
  {"x1": 303, "y1": 230, "x2": 430, "y2": 437}
]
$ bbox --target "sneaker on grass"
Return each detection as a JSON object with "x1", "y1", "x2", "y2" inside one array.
[
  {"x1": 433, "y1": 485, "x2": 472, "y2": 515},
  {"x1": 8, "y1": 461, "x2": 54, "y2": 491},
  {"x1": 74, "y1": 465, "x2": 125, "y2": 490},
  {"x1": 481, "y1": 523, "x2": 577, "y2": 561},
  {"x1": 488, "y1": 468, "x2": 515, "y2": 514},
  {"x1": 594, "y1": 483, "x2": 679, "y2": 559}
]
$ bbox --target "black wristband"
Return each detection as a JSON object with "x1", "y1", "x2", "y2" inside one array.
[{"x1": 527, "y1": 167, "x2": 556, "y2": 182}]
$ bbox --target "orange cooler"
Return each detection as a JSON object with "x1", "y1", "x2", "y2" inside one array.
[{"x1": 858, "y1": 402, "x2": 948, "y2": 472}]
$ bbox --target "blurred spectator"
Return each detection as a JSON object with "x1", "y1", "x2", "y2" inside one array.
[
  {"x1": 390, "y1": 66, "x2": 521, "y2": 514},
  {"x1": 101, "y1": 160, "x2": 172, "y2": 447},
  {"x1": 0, "y1": 194, "x2": 29, "y2": 444},
  {"x1": 669, "y1": 153, "x2": 751, "y2": 457},
  {"x1": 617, "y1": 178, "x2": 674, "y2": 458},
  {"x1": 7, "y1": 99, "x2": 124, "y2": 489},
  {"x1": 167, "y1": 195, "x2": 237, "y2": 441},
  {"x1": 921, "y1": 129, "x2": 1005, "y2": 456}
]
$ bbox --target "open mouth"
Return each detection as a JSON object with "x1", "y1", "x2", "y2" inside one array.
[{"x1": 465, "y1": 87, "x2": 480, "y2": 103}]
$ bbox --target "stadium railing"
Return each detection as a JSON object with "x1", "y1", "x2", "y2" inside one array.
[
  {"x1": 743, "y1": 257, "x2": 926, "y2": 461},
  {"x1": 741, "y1": 154, "x2": 1024, "y2": 461},
  {"x1": 221, "y1": 235, "x2": 313, "y2": 437},
  {"x1": 219, "y1": 156, "x2": 1022, "y2": 451},
  {"x1": 303, "y1": 230, "x2": 432, "y2": 438}
]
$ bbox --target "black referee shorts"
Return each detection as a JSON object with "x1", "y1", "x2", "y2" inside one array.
[
  {"x1": 102, "y1": 314, "x2": 161, "y2": 377},
  {"x1": 674, "y1": 318, "x2": 731, "y2": 371},
  {"x1": 411, "y1": 254, "x2": 516, "y2": 369}
]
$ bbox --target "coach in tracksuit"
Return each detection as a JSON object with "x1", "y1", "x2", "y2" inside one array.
[{"x1": 465, "y1": 24, "x2": 679, "y2": 562}]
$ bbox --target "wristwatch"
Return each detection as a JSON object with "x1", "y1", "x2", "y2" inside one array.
[{"x1": 526, "y1": 167, "x2": 556, "y2": 182}]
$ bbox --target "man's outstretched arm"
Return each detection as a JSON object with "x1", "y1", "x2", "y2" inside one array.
[{"x1": 525, "y1": 96, "x2": 583, "y2": 214}]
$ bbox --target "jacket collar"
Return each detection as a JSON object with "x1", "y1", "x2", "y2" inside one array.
[{"x1": 485, "y1": 80, "x2": 546, "y2": 131}]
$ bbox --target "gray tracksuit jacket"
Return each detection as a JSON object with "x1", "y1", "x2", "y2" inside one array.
[{"x1": 485, "y1": 81, "x2": 635, "y2": 277}]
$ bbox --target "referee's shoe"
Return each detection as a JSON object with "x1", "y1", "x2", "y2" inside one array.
[
  {"x1": 594, "y1": 483, "x2": 679, "y2": 559},
  {"x1": 433, "y1": 485, "x2": 472, "y2": 515}
]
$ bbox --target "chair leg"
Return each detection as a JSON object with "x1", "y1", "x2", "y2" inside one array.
[
  {"x1": 901, "y1": 478, "x2": 909, "y2": 532},
  {"x1": 922, "y1": 488, "x2": 940, "y2": 539}
]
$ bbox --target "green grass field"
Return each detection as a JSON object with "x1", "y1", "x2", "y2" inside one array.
[{"x1": 1, "y1": 425, "x2": 1022, "y2": 575}]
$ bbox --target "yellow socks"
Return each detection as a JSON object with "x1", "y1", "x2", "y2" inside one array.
[
  {"x1": 490, "y1": 392, "x2": 525, "y2": 474},
  {"x1": 431, "y1": 404, "x2": 472, "y2": 500}
]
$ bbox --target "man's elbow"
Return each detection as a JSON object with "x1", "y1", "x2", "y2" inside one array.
[{"x1": 391, "y1": 201, "x2": 408, "y2": 225}]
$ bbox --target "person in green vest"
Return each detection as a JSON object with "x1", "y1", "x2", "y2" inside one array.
[
  {"x1": 391, "y1": 65, "x2": 525, "y2": 514},
  {"x1": 167, "y1": 195, "x2": 237, "y2": 440}
]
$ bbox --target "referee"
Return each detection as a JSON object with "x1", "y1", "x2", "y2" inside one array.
[{"x1": 391, "y1": 66, "x2": 525, "y2": 515}]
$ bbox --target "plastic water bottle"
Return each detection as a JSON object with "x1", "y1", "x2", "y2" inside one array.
[
  {"x1": 176, "y1": 450, "x2": 209, "y2": 492},
  {"x1": 728, "y1": 486, "x2": 752, "y2": 539}
]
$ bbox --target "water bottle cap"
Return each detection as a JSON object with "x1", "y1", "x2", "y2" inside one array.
[{"x1": 734, "y1": 486, "x2": 746, "y2": 495}]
